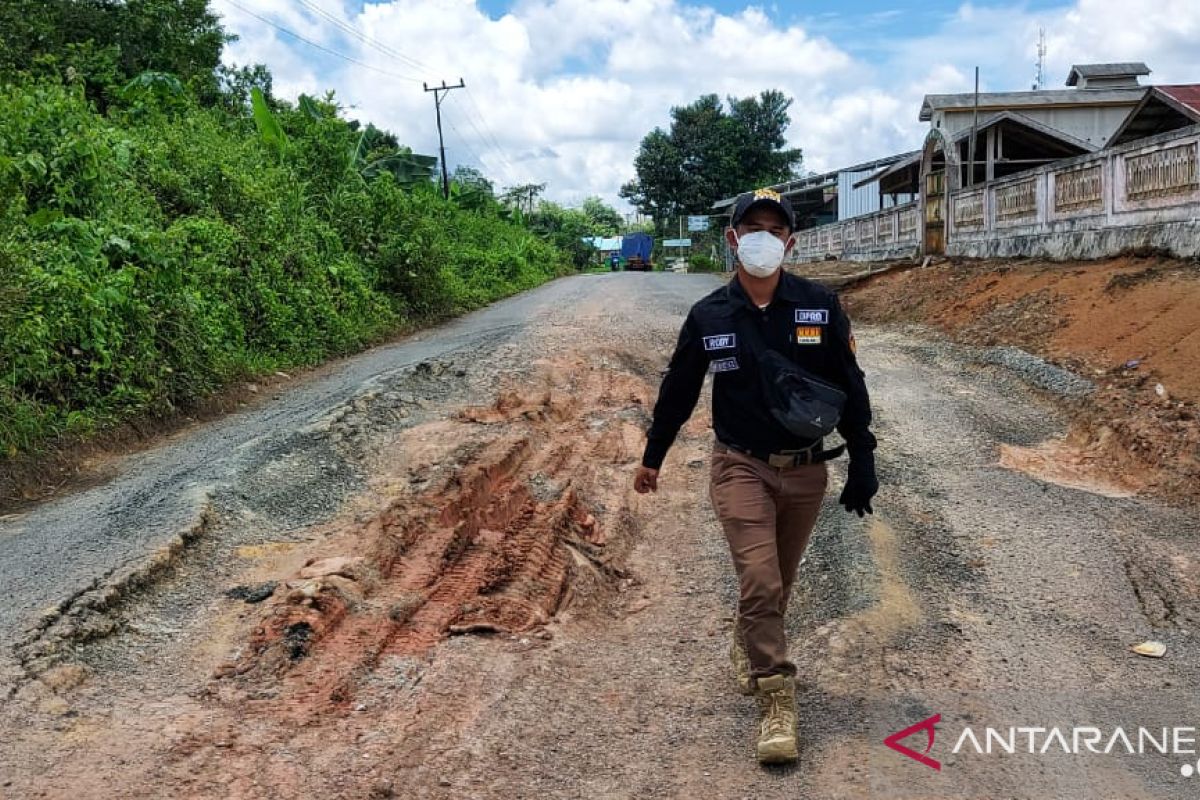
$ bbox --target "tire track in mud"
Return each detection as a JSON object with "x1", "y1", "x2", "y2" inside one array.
[{"x1": 208, "y1": 354, "x2": 651, "y2": 720}]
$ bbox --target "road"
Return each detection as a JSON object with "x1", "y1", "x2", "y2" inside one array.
[{"x1": 2, "y1": 272, "x2": 1198, "y2": 799}]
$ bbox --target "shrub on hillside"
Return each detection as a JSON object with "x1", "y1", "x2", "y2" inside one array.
[{"x1": 0, "y1": 77, "x2": 568, "y2": 456}]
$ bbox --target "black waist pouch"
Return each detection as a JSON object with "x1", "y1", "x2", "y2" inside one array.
[{"x1": 756, "y1": 349, "x2": 847, "y2": 440}]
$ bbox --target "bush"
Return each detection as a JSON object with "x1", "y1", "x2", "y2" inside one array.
[
  {"x1": 688, "y1": 254, "x2": 724, "y2": 273},
  {"x1": 0, "y1": 77, "x2": 568, "y2": 456}
]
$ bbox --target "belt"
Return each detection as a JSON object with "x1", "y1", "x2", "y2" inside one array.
[{"x1": 715, "y1": 440, "x2": 846, "y2": 468}]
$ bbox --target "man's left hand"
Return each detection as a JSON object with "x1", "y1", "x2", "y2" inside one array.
[{"x1": 838, "y1": 454, "x2": 878, "y2": 517}]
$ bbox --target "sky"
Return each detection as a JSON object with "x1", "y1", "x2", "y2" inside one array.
[{"x1": 215, "y1": 0, "x2": 1200, "y2": 210}]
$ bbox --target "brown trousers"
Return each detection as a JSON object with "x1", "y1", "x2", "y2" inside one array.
[{"x1": 709, "y1": 443, "x2": 828, "y2": 678}]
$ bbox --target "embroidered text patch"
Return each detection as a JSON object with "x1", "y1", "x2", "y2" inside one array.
[
  {"x1": 795, "y1": 308, "x2": 830, "y2": 325},
  {"x1": 703, "y1": 333, "x2": 737, "y2": 351}
]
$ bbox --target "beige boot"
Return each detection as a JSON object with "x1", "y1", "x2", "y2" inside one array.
[
  {"x1": 754, "y1": 674, "x2": 798, "y2": 764},
  {"x1": 729, "y1": 623, "x2": 753, "y2": 696}
]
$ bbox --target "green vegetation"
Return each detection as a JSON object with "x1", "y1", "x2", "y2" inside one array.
[
  {"x1": 529, "y1": 196, "x2": 624, "y2": 270},
  {"x1": 620, "y1": 90, "x2": 804, "y2": 234},
  {"x1": 0, "y1": 1, "x2": 588, "y2": 458},
  {"x1": 686, "y1": 254, "x2": 724, "y2": 273}
]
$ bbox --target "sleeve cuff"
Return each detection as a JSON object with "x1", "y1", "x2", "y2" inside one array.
[{"x1": 641, "y1": 438, "x2": 671, "y2": 470}]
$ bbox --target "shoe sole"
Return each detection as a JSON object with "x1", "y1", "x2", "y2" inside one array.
[{"x1": 757, "y1": 739, "x2": 798, "y2": 764}]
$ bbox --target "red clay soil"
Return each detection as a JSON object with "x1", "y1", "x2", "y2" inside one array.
[
  {"x1": 842, "y1": 255, "x2": 1200, "y2": 503},
  {"x1": 205, "y1": 357, "x2": 646, "y2": 724}
]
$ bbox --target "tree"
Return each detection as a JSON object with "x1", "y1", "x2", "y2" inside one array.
[
  {"x1": 450, "y1": 166, "x2": 496, "y2": 212},
  {"x1": 0, "y1": 0, "x2": 228, "y2": 104},
  {"x1": 619, "y1": 129, "x2": 682, "y2": 226},
  {"x1": 500, "y1": 183, "x2": 546, "y2": 215},
  {"x1": 728, "y1": 90, "x2": 801, "y2": 186},
  {"x1": 527, "y1": 200, "x2": 595, "y2": 270},
  {"x1": 452, "y1": 165, "x2": 495, "y2": 196},
  {"x1": 620, "y1": 90, "x2": 803, "y2": 227},
  {"x1": 580, "y1": 197, "x2": 623, "y2": 235},
  {"x1": 215, "y1": 63, "x2": 274, "y2": 112}
]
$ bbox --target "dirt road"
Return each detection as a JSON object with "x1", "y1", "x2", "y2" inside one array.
[{"x1": 2, "y1": 272, "x2": 1199, "y2": 799}]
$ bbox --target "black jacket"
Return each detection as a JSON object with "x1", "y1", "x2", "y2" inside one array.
[{"x1": 641, "y1": 271, "x2": 875, "y2": 470}]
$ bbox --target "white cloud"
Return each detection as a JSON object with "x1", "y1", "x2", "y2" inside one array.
[{"x1": 215, "y1": 0, "x2": 1200, "y2": 210}]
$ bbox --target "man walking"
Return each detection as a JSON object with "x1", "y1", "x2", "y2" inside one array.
[{"x1": 633, "y1": 189, "x2": 878, "y2": 764}]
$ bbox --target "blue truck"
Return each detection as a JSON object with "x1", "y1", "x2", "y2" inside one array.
[{"x1": 620, "y1": 233, "x2": 654, "y2": 271}]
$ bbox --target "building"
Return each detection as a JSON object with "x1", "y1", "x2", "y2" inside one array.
[
  {"x1": 724, "y1": 60, "x2": 1199, "y2": 263},
  {"x1": 1106, "y1": 85, "x2": 1200, "y2": 146},
  {"x1": 867, "y1": 62, "x2": 1156, "y2": 255},
  {"x1": 710, "y1": 153, "x2": 917, "y2": 231}
]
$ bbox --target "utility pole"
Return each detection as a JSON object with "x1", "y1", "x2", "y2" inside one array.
[
  {"x1": 968, "y1": 66, "x2": 979, "y2": 187},
  {"x1": 423, "y1": 78, "x2": 465, "y2": 200}
]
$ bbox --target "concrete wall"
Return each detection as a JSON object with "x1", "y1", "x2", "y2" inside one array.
[
  {"x1": 948, "y1": 123, "x2": 1200, "y2": 259},
  {"x1": 789, "y1": 201, "x2": 921, "y2": 263}
]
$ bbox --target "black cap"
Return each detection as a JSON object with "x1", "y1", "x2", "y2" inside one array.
[{"x1": 730, "y1": 188, "x2": 796, "y2": 231}]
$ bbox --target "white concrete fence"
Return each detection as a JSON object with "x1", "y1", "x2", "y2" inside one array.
[
  {"x1": 788, "y1": 123, "x2": 1200, "y2": 263},
  {"x1": 948, "y1": 123, "x2": 1200, "y2": 259},
  {"x1": 788, "y1": 201, "x2": 921, "y2": 264}
]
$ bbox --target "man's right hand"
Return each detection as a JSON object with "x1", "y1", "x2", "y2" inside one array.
[{"x1": 634, "y1": 466, "x2": 659, "y2": 494}]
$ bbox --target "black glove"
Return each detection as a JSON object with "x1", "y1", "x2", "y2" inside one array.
[{"x1": 839, "y1": 451, "x2": 878, "y2": 517}]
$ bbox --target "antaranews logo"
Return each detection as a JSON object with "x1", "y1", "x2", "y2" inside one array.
[
  {"x1": 884, "y1": 712, "x2": 1200, "y2": 777},
  {"x1": 884, "y1": 713, "x2": 942, "y2": 771}
]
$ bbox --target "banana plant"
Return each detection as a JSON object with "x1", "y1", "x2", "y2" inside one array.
[
  {"x1": 348, "y1": 126, "x2": 436, "y2": 188},
  {"x1": 250, "y1": 87, "x2": 286, "y2": 159},
  {"x1": 297, "y1": 94, "x2": 324, "y2": 121}
]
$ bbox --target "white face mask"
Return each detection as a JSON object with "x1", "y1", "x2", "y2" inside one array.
[{"x1": 734, "y1": 230, "x2": 787, "y2": 278}]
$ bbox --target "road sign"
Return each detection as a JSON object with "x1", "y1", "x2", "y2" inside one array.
[
  {"x1": 687, "y1": 216, "x2": 709, "y2": 232},
  {"x1": 663, "y1": 238, "x2": 692, "y2": 247}
]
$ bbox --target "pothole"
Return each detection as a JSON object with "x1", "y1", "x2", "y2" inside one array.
[
  {"x1": 999, "y1": 436, "x2": 1144, "y2": 498},
  {"x1": 208, "y1": 352, "x2": 651, "y2": 716}
]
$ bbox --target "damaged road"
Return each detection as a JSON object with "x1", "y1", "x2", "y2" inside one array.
[
  {"x1": 0, "y1": 277, "x2": 628, "y2": 687},
  {"x1": 2, "y1": 272, "x2": 1200, "y2": 799}
]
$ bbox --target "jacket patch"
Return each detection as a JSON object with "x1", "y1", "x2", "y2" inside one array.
[
  {"x1": 795, "y1": 325, "x2": 823, "y2": 345},
  {"x1": 703, "y1": 333, "x2": 737, "y2": 351},
  {"x1": 710, "y1": 356, "x2": 739, "y2": 372},
  {"x1": 795, "y1": 308, "x2": 830, "y2": 325}
]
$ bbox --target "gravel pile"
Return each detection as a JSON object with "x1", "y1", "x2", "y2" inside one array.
[{"x1": 976, "y1": 345, "x2": 1095, "y2": 398}]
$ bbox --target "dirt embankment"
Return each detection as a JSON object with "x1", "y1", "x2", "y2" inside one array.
[{"x1": 838, "y1": 255, "x2": 1200, "y2": 503}]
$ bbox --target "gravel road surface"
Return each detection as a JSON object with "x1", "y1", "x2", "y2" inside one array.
[{"x1": 2, "y1": 272, "x2": 1198, "y2": 799}]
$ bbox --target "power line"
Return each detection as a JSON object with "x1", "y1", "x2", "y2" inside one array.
[
  {"x1": 292, "y1": 1, "x2": 522, "y2": 182},
  {"x1": 222, "y1": 0, "x2": 528, "y2": 188},
  {"x1": 446, "y1": 92, "x2": 519, "y2": 183},
  {"x1": 447, "y1": 118, "x2": 517, "y2": 187},
  {"x1": 292, "y1": 0, "x2": 437, "y2": 76},
  {"x1": 262, "y1": 0, "x2": 523, "y2": 183},
  {"x1": 462, "y1": 87, "x2": 519, "y2": 174},
  {"x1": 218, "y1": 0, "x2": 422, "y2": 83},
  {"x1": 444, "y1": 118, "x2": 486, "y2": 171}
]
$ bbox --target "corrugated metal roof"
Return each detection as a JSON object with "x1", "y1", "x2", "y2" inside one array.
[
  {"x1": 920, "y1": 87, "x2": 1146, "y2": 120},
  {"x1": 1105, "y1": 85, "x2": 1200, "y2": 147},
  {"x1": 852, "y1": 151, "x2": 921, "y2": 189},
  {"x1": 1066, "y1": 62, "x2": 1151, "y2": 85},
  {"x1": 711, "y1": 152, "x2": 912, "y2": 210},
  {"x1": 1158, "y1": 85, "x2": 1200, "y2": 116}
]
